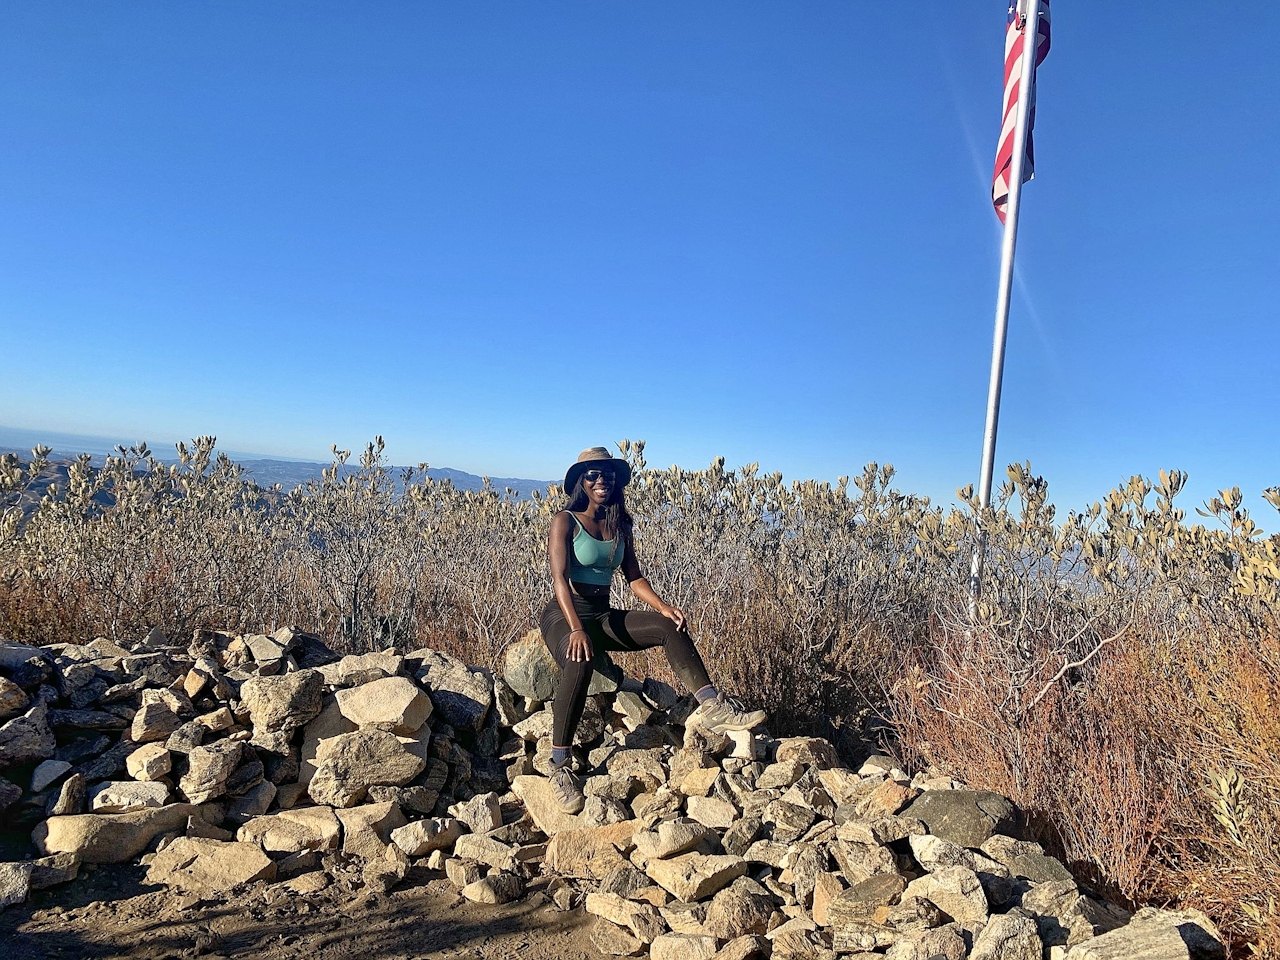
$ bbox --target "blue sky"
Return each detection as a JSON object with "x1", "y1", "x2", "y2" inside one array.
[{"x1": 2, "y1": 2, "x2": 1277, "y2": 519}]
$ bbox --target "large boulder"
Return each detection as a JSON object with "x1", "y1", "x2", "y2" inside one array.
[
  {"x1": 586, "y1": 892, "x2": 667, "y2": 943},
  {"x1": 634, "y1": 819, "x2": 715, "y2": 862},
  {"x1": 503, "y1": 631, "x2": 558, "y2": 702},
  {"x1": 291, "y1": 631, "x2": 341, "y2": 670},
  {"x1": 144, "y1": 837, "x2": 276, "y2": 896},
  {"x1": 825, "y1": 873, "x2": 907, "y2": 928},
  {"x1": 33, "y1": 804, "x2": 196, "y2": 863},
  {"x1": 773, "y1": 737, "x2": 839, "y2": 770},
  {"x1": 593, "y1": 918, "x2": 646, "y2": 956},
  {"x1": 454, "y1": 834, "x2": 519, "y2": 873},
  {"x1": 227, "y1": 779, "x2": 276, "y2": 825},
  {"x1": 239, "y1": 670, "x2": 324, "y2": 734},
  {"x1": 0, "y1": 641, "x2": 47, "y2": 672},
  {"x1": 336, "y1": 676, "x2": 432, "y2": 734},
  {"x1": 461, "y1": 872, "x2": 524, "y2": 905},
  {"x1": 512, "y1": 710, "x2": 554, "y2": 743},
  {"x1": 686, "y1": 796, "x2": 737, "y2": 830},
  {"x1": 48, "y1": 774, "x2": 87, "y2": 816},
  {"x1": 165, "y1": 720, "x2": 206, "y2": 755},
  {"x1": 613, "y1": 691, "x2": 656, "y2": 731},
  {"x1": 29, "y1": 852, "x2": 81, "y2": 891},
  {"x1": 49, "y1": 709, "x2": 128, "y2": 735},
  {"x1": 407, "y1": 649, "x2": 492, "y2": 731},
  {"x1": 243, "y1": 633, "x2": 288, "y2": 667},
  {"x1": 493, "y1": 674, "x2": 530, "y2": 727},
  {"x1": 1021, "y1": 879, "x2": 1132, "y2": 947},
  {"x1": 449, "y1": 792, "x2": 502, "y2": 834}
]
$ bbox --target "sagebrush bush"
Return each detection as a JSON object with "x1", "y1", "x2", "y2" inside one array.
[{"x1": 1, "y1": 436, "x2": 1277, "y2": 953}]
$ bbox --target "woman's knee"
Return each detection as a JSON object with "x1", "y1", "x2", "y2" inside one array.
[
  {"x1": 556, "y1": 657, "x2": 595, "y2": 693},
  {"x1": 626, "y1": 610, "x2": 684, "y2": 647},
  {"x1": 663, "y1": 624, "x2": 695, "y2": 652}
]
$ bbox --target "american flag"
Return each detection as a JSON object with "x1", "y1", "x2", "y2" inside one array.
[{"x1": 992, "y1": 0, "x2": 1051, "y2": 223}]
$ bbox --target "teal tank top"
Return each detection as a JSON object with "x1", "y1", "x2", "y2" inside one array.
[{"x1": 567, "y1": 512, "x2": 624, "y2": 586}]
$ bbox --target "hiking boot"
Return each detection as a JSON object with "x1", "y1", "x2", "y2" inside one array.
[
  {"x1": 549, "y1": 763, "x2": 585, "y2": 815},
  {"x1": 690, "y1": 695, "x2": 767, "y2": 734}
]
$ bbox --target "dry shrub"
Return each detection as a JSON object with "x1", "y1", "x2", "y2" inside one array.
[
  {"x1": 892, "y1": 625, "x2": 1170, "y2": 896},
  {"x1": 2, "y1": 438, "x2": 1279, "y2": 950},
  {"x1": 1158, "y1": 628, "x2": 1280, "y2": 954},
  {"x1": 891, "y1": 469, "x2": 1280, "y2": 956}
]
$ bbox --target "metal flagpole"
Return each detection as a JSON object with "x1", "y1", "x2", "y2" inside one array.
[{"x1": 969, "y1": 0, "x2": 1042, "y2": 616}]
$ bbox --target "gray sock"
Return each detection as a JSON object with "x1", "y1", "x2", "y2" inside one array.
[
  {"x1": 551, "y1": 745, "x2": 572, "y2": 767},
  {"x1": 695, "y1": 685, "x2": 719, "y2": 704}
]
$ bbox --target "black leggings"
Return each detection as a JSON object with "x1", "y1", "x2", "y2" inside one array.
[{"x1": 540, "y1": 588, "x2": 712, "y2": 747}]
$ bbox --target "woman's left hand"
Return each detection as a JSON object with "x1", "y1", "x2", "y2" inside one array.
[{"x1": 660, "y1": 604, "x2": 686, "y2": 631}]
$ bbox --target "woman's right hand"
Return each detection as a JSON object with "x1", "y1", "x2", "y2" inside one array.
[{"x1": 566, "y1": 629, "x2": 593, "y2": 663}]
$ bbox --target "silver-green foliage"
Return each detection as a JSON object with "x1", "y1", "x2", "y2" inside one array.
[{"x1": 1, "y1": 437, "x2": 1276, "y2": 730}]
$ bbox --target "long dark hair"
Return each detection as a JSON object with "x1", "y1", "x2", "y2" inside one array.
[{"x1": 567, "y1": 477, "x2": 634, "y2": 546}]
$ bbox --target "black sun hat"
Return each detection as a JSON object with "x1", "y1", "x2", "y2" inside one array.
[{"x1": 563, "y1": 446, "x2": 632, "y2": 492}]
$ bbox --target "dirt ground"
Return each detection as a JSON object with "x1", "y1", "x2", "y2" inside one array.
[{"x1": 1, "y1": 861, "x2": 603, "y2": 960}]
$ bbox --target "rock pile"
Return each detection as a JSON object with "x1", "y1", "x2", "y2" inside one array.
[{"x1": 0, "y1": 628, "x2": 1223, "y2": 959}]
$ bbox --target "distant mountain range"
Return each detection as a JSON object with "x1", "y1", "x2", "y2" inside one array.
[{"x1": 0, "y1": 425, "x2": 554, "y2": 499}]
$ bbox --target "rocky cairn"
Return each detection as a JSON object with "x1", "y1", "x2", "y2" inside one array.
[{"x1": 0, "y1": 628, "x2": 1223, "y2": 960}]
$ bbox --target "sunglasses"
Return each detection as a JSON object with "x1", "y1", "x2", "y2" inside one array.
[{"x1": 582, "y1": 469, "x2": 616, "y2": 483}]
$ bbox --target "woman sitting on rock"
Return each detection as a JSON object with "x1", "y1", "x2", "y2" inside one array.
[{"x1": 541, "y1": 446, "x2": 766, "y2": 814}]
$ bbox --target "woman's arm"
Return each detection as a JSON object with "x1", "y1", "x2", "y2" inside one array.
[
  {"x1": 622, "y1": 537, "x2": 686, "y2": 631},
  {"x1": 549, "y1": 511, "x2": 593, "y2": 662}
]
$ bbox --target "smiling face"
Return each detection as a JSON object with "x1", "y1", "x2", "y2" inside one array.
[{"x1": 581, "y1": 467, "x2": 615, "y2": 507}]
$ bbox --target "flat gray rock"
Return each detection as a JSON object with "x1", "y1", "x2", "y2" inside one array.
[
  {"x1": 144, "y1": 837, "x2": 276, "y2": 896},
  {"x1": 89, "y1": 780, "x2": 170, "y2": 813},
  {"x1": 239, "y1": 670, "x2": 324, "y2": 734},
  {"x1": 0, "y1": 861, "x2": 33, "y2": 910},
  {"x1": 1062, "y1": 908, "x2": 1223, "y2": 960},
  {"x1": 179, "y1": 740, "x2": 244, "y2": 804},
  {"x1": 0, "y1": 676, "x2": 31, "y2": 721},
  {"x1": 900, "y1": 790, "x2": 1018, "y2": 847},
  {"x1": 31, "y1": 759, "x2": 72, "y2": 793},
  {"x1": 408, "y1": 649, "x2": 492, "y2": 731},
  {"x1": 0, "y1": 702, "x2": 55, "y2": 769}
]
